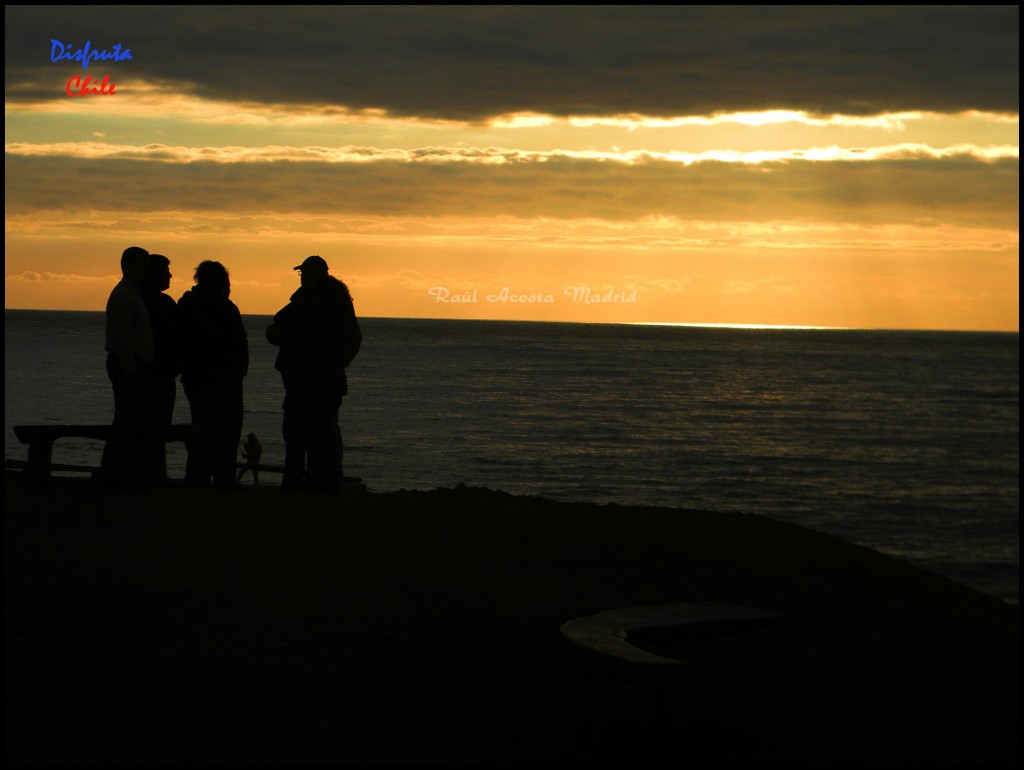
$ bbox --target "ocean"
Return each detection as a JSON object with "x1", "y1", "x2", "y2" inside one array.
[{"x1": 5, "y1": 309, "x2": 1019, "y2": 604}]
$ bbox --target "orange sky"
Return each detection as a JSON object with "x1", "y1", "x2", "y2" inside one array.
[{"x1": 5, "y1": 6, "x2": 1019, "y2": 330}]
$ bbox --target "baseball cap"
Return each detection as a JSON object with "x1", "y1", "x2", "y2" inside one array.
[{"x1": 294, "y1": 255, "x2": 329, "y2": 273}]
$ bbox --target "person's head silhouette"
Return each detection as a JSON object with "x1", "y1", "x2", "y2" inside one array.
[
  {"x1": 194, "y1": 260, "x2": 231, "y2": 299},
  {"x1": 148, "y1": 254, "x2": 172, "y2": 293},
  {"x1": 121, "y1": 246, "x2": 150, "y2": 283},
  {"x1": 294, "y1": 255, "x2": 329, "y2": 287}
]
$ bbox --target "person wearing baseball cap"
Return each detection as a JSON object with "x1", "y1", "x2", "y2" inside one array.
[{"x1": 267, "y1": 256, "x2": 362, "y2": 492}]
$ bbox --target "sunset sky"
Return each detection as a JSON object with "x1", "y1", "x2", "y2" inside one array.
[{"x1": 4, "y1": 5, "x2": 1019, "y2": 330}]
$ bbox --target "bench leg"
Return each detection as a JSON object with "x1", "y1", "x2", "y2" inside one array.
[{"x1": 24, "y1": 440, "x2": 55, "y2": 487}]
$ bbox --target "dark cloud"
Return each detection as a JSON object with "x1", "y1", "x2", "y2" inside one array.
[
  {"x1": 5, "y1": 5, "x2": 1018, "y2": 118},
  {"x1": 6, "y1": 153, "x2": 1018, "y2": 229}
]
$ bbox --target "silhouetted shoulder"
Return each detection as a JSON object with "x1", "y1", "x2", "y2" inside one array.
[{"x1": 330, "y1": 276, "x2": 354, "y2": 303}]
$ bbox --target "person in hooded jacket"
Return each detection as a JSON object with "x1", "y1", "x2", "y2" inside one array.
[
  {"x1": 267, "y1": 255, "x2": 361, "y2": 493},
  {"x1": 178, "y1": 261, "x2": 249, "y2": 488}
]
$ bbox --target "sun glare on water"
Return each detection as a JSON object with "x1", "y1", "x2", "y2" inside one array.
[{"x1": 630, "y1": 322, "x2": 842, "y2": 330}]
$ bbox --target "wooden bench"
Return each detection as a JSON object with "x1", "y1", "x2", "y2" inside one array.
[
  {"x1": 11, "y1": 425, "x2": 364, "y2": 488},
  {"x1": 12, "y1": 424, "x2": 193, "y2": 486}
]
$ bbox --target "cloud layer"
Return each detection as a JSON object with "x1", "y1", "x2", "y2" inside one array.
[
  {"x1": 6, "y1": 6, "x2": 1019, "y2": 119},
  {"x1": 6, "y1": 152, "x2": 1018, "y2": 229}
]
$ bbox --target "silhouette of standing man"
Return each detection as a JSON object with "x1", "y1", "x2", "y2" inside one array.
[
  {"x1": 100, "y1": 246, "x2": 156, "y2": 487},
  {"x1": 142, "y1": 254, "x2": 180, "y2": 485},
  {"x1": 267, "y1": 256, "x2": 361, "y2": 492}
]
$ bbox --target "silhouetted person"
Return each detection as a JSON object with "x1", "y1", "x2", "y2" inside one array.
[
  {"x1": 236, "y1": 432, "x2": 263, "y2": 486},
  {"x1": 141, "y1": 254, "x2": 181, "y2": 484},
  {"x1": 100, "y1": 246, "x2": 156, "y2": 487},
  {"x1": 267, "y1": 255, "x2": 361, "y2": 492},
  {"x1": 178, "y1": 261, "x2": 249, "y2": 489}
]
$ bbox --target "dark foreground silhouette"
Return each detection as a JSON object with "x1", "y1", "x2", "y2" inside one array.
[
  {"x1": 100, "y1": 246, "x2": 167, "y2": 488},
  {"x1": 178, "y1": 260, "x2": 248, "y2": 490},
  {"x1": 268, "y1": 255, "x2": 361, "y2": 494},
  {"x1": 5, "y1": 476, "x2": 1018, "y2": 765}
]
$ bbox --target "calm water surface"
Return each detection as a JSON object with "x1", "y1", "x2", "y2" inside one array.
[{"x1": 5, "y1": 310, "x2": 1019, "y2": 603}]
